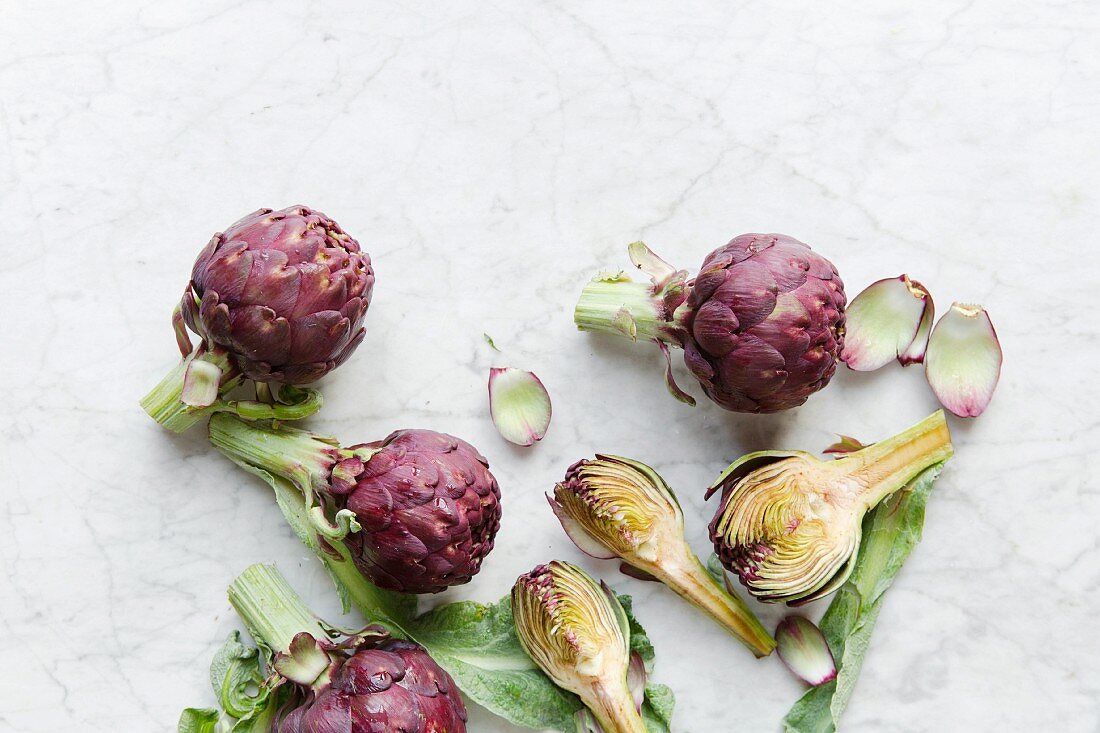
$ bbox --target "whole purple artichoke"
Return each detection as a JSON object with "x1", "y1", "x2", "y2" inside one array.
[
  {"x1": 574, "y1": 235, "x2": 845, "y2": 413},
  {"x1": 336, "y1": 430, "x2": 503, "y2": 593},
  {"x1": 184, "y1": 205, "x2": 375, "y2": 384},
  {"x1": 141, "y1": 205, "x2": 374, "y2": 432},
  {"x1": 209, "y1": 415, "x2": 502, "y2": 594},
  {"x1": 279, "y1": 639, "x2": 468, "y2": 733}
]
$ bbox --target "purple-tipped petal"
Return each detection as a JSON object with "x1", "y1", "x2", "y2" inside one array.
[
  {"x1": 821, "y1": 434, "x2": 869, "y2": 456},
  {"x1": 181, "y1": 358, "x2": 222, "y2": 407},
  {"x1": 841, "y1": 275, "x2": 933, "y2": 371},
  {"x1": 626, "y1": 650, "x2": 647, "y2": 711},
  {"x1": 899, "y1": 280, "x2": 935, "y2": 366},
  {"x1": 925, "y1": 303, "x2": 1002, "y2": 417},
  {"x1": 618, "y1": 562, "x2": 660, "y2": 582},
  {"x1": 657, "y1": 341, "x2": 696, "y2": 406},
  {"x1": 488, "y1": 368, "x2": 552, "y2": 446},
  {"x1": 775, "y1": 616, "x2": 837, "y2": 686}
]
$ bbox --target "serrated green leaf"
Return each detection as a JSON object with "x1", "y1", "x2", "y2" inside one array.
[
  {"x1": 784, "y1": 464, "x2": 943, "y2": 733},
  {"x1": 409, "y1": 595, "x2": 582, "y2": 731},
  {"x1": 208, "y1": 631, "x2": 265, "y2": 718}
]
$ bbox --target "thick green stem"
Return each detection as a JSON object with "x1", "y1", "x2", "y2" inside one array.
[
  {"x1": 839, "y1": 410, "x2": 954, "y2": 510},
  {"x1": 586, "y1": 680, "x2": 648, "y2": 733},
  {"x1": 142, "y1": 352, "x2": 322, "y2": 432},
  {"x1": 574, "y1": 278, "x2": 676, "y2": 344},
  {"x1": 208, "y1": 413, "x2": 334, "y2": 493},
  {"x1": 654, "y1": 548, "x2": 776, "y2": 658},
  {"x1": 140, "y1": 349, "x2": 240, "y2": 432},
  {"x1": 228, "y1": 564, "x2": 331, "y2": 656},
  {"x1": 248, "y1": 463, "x2": 415, "y2": 634}
]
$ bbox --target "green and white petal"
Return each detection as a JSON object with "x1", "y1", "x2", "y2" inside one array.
[
  {"x1": 488, "y1": 367, "x2": 552, "y2": 446},
  {"x1": 775, "y1": 616, "x2": 837, "y2": 686},
  {"x1": 898, "y1": 279, "x2": 935, "y2": 365},
  {"x1": 181, "y1": 357, "x2": 223, "y2": 407},
  {"x1": 925, "y1": 303, "x2": 1002, "y2": 417},
  {"x1": 841, "y1": 275, "x2": 934, "y2": 371}
]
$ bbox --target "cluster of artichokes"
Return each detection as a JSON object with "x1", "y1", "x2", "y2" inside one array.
[{"x1": 150, "y1": 209, "x2": 961, "y2": 733}]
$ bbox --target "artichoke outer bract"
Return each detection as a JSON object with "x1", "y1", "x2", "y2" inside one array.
[
  {"x1": 574, "y1": 235, "x2": 846, "y2": 413},
  {"x1": 707, "y1": 411, "x2": 954, "y2": 606},
  {"x1": 840, "y1": 275, "x2": 934, "y2": 371},
  {"x1": 550, "y1": 455, "x2": 775, "y2": 657},
  {"x1": 925, "y1": 302, "x2": 1002, "y2": 418},
  {"x1": 512, "y1": 561, "x2": 647, "y2": 733},
  {"x1": 488, "y1": 367, "x2": 552, "y2": 446},
  {"x1": 141, "y1": 206, "x2": 374, "y2": 432},
  {"x1": 209, "y1": 414, "x2": 502, "y2": 594},
  {"x1": 775, "y1": 615, "x2": 837, "y2": 687}
]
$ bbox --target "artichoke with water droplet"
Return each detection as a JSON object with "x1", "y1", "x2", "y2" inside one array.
[{"x1": 575, "y1": 235, "x2": 845, "y2": 413}]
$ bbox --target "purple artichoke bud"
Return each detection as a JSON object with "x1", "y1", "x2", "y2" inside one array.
[
  {"x1": 209, "y1": 415, "x2": 502, "y2": 594},
  {"x1": 141, "y1": 205, "x2": 374, "y2": 432},
  {"x1": 574, "y1": 236, "x2": 846, "y2": 413},
  {"x1": 185, "y1": 205, "x2": 375, "y2": 384},
  {"x1": 278, "y1": 639, "x2": 468, "y2": 733},
  {"x1": 338, "y1": 429, "x2": 503, "y2": 593}
]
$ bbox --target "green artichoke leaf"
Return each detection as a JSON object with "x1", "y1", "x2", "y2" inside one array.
[
  {"x1": 406, "y1": 591, "x2": 674, "y2": 733},
  {"x1": 408, "y1": 594, "x2": 582, "y2": 731},
  {"x1": 208, "y1": 631, "x2": 265, "y2": 718},
  {"x1": 783, "y1": 463, "x2": 944, "y2": 733},
  {"x1": 177, "y1": 708, "x2": 220, "y2": 733}
]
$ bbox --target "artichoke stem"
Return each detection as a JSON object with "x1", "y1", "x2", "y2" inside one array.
[
  {"x1": 574, "y1": 278, "x2": 679, "y2": 345},
  {"x1": 656, "y1": 548, "x2": 776, "y2": 658},
  {"x1": 587, "y1": 681, "x2": 649, "y2": 733},
  {"x1": 139, "y1": 348, "x2": 238, "y2": 432},
  {"x1": 841, "y1": 410, "x2": 955, "y2": 509},
  {"x1": 208, "y1": 413, "x2": 334, "y2": 493},
  {"x1": 228, "y1": 564, "x2": 331, "y2": 656}
]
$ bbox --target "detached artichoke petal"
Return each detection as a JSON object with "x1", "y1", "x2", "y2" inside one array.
[
  {"x1": 488, "y1": 367, "x2": 552, "y2": 446},
  {"x1": 925, "y1": 303, "x2": 1002, "y2": 417},
  {"x1": 841, "y1": 275, "x2": 933, "y2": 371},
  {"x1": 775, "y1": 616, "x2": 837, "y2": 686}
]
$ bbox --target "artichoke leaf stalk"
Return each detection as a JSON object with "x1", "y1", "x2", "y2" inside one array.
[
  {"x1": 574, "y1": 236, "x2": 846, "y2": 413},
  {"x1": 219, "y1": 564, "x2": 468, "y2": 733},
  {"x1": 209, "y1": 412, "x2": 502, "y2": 594},
  {"x1": 141, "y1": 206, "x2": 374, "y2": 432},
  {"x1": 513, "y1": 562, "x2": 648, "y2": 733},
  {"x1": 708, "y1": 410, "x2": 953, "y2": 605},
  {"x1": 551, "y1": 455, "x2": 775, "y2": 657}
]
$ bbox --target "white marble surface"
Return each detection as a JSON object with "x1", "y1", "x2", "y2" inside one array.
[{"x1": 2, "y1": 1, "x2": 1098, "y2": 730}]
